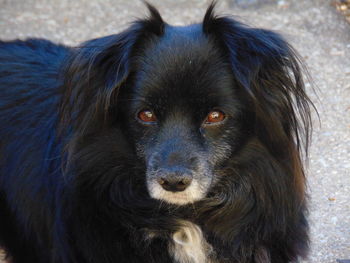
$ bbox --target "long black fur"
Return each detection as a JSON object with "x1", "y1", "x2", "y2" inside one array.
[{"x1": 0, "y1": 3, "x2": 313, "y2": 263}]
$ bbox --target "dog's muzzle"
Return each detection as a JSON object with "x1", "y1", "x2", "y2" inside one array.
[{"x1": 145, "y1": 136, "x2": 211, "y2": 205}]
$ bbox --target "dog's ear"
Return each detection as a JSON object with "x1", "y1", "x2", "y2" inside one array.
[
  {"x1": 59, "y1": 3, "x2": 164, "y2": 134},
  {"x1": 203, "y1": 4, "x2": 313, "y2": 158},
  {"x1": 203, "y1": 4, "x2": 314, "y2": 197}
]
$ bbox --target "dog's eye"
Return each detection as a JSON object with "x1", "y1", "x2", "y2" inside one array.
[
  {"x1": 137, "y1": 109, "x2": 157, "y2": 123},
  {"x1": 205, "y1": 110, "x2": 226, "y2": 124}
]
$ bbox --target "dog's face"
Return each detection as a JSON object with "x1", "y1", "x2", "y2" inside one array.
[
  {"x1": 120, "y1": 25, "x2": 246, "y2": 205},
  {"x1": 62, "y1": 3, "x2": 311, "y2": 214}
]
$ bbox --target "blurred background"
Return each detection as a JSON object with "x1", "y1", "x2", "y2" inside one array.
[{"x1": 0, "y1": 0, "x2": 349, "y2": 262}]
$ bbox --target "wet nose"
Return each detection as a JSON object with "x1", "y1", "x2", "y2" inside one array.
[{"x1": 157, "y1": 169, "x2": 192, "y2": 192}]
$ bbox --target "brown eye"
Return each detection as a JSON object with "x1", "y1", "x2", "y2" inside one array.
[
  {"x1": 205, "y1": 110, "x2": 226, "y2": 124},
  {"x1": 138, "y1": 109, "x2": 157, "y2": 123}
]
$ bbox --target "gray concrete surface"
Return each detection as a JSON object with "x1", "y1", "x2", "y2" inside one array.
[{"x1": 0, "y1": 0, "x2": 349, "y2": 262}]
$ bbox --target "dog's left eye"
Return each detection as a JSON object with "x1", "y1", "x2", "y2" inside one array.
[
  {"x1": 204, "y1": 110, "x2": 226, "y2": 124},
  {"x1": 137, "y1": 109, "x2": 157, "y2": 123}
]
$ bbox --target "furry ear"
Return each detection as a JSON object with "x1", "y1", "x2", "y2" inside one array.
[
  {"x1": 59, "y1": 28, "x2": 140, "y2": 135},
  {"x1": 202, "y1": 13, "x2": 313, "y2": 158},
  {"x1": 59, "y1": 4, "x2": 165, "y2": 135},
  {"x1": 202, "y1": 12, "x2": 314, "y2": 198},
  {"x1": 203, "y1": 1, "x2": 218, "y2": 35},
  {"x1": 143, "y1": 2, "x2": 165, "y2": 35}
]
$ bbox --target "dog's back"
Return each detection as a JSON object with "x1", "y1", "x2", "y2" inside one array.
[
  {"x1": 0, "y1": 39, "x2": 68, "y2": 136},
  {"x1": 0, "y1": 39, "x2": 69, "y2": 262}
]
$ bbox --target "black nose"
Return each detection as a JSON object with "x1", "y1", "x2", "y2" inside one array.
[{"x1": 157, "y1": 170, "x2": 192, "y2": 192}]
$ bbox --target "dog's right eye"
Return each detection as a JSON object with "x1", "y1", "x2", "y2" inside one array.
[{"x1": 137, "y1": 109, "x2": 157, "y2": 123}]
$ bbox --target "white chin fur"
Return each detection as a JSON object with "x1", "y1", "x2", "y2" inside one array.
[{"x1": 148, "y1": 180, "x2": 204, "y2": 205}]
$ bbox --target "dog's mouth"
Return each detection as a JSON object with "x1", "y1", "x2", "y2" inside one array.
[
  {"x1": 147, "y1": 178, "x2": 209, "y2": 205},
  {"x1": 145, "y1": 149, "x2": 214, "y2": 205}
]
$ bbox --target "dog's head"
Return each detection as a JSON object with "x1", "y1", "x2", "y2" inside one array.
[
  {"x1": 127, "y1": 27, "x2": 244, "y2": 204},
  {"x1": 60, "y1": 3, "x2": 312, "y2": 207}
]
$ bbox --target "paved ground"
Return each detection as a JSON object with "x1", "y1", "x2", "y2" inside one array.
[{"x1": 0, "y1": 0, "x2": 349, "y2": 262}]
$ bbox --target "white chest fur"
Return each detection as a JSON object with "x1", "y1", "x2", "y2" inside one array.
[{"x1": 168, "y1": 221, "x2": 214, "y2": 263}]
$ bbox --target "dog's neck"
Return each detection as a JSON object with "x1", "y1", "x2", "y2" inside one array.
[{"x1": 144, "y1": 220, "x2": 215, "y2": 263}]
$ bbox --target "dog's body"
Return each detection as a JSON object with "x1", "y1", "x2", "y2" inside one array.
[{"x1": 0, "y1": 4, "x2": 312, "y2": 263}]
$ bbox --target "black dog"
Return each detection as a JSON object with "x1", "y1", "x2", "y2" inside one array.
[{"x1": 0, "y1": 3, "x2": 313, "y2": 263}]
